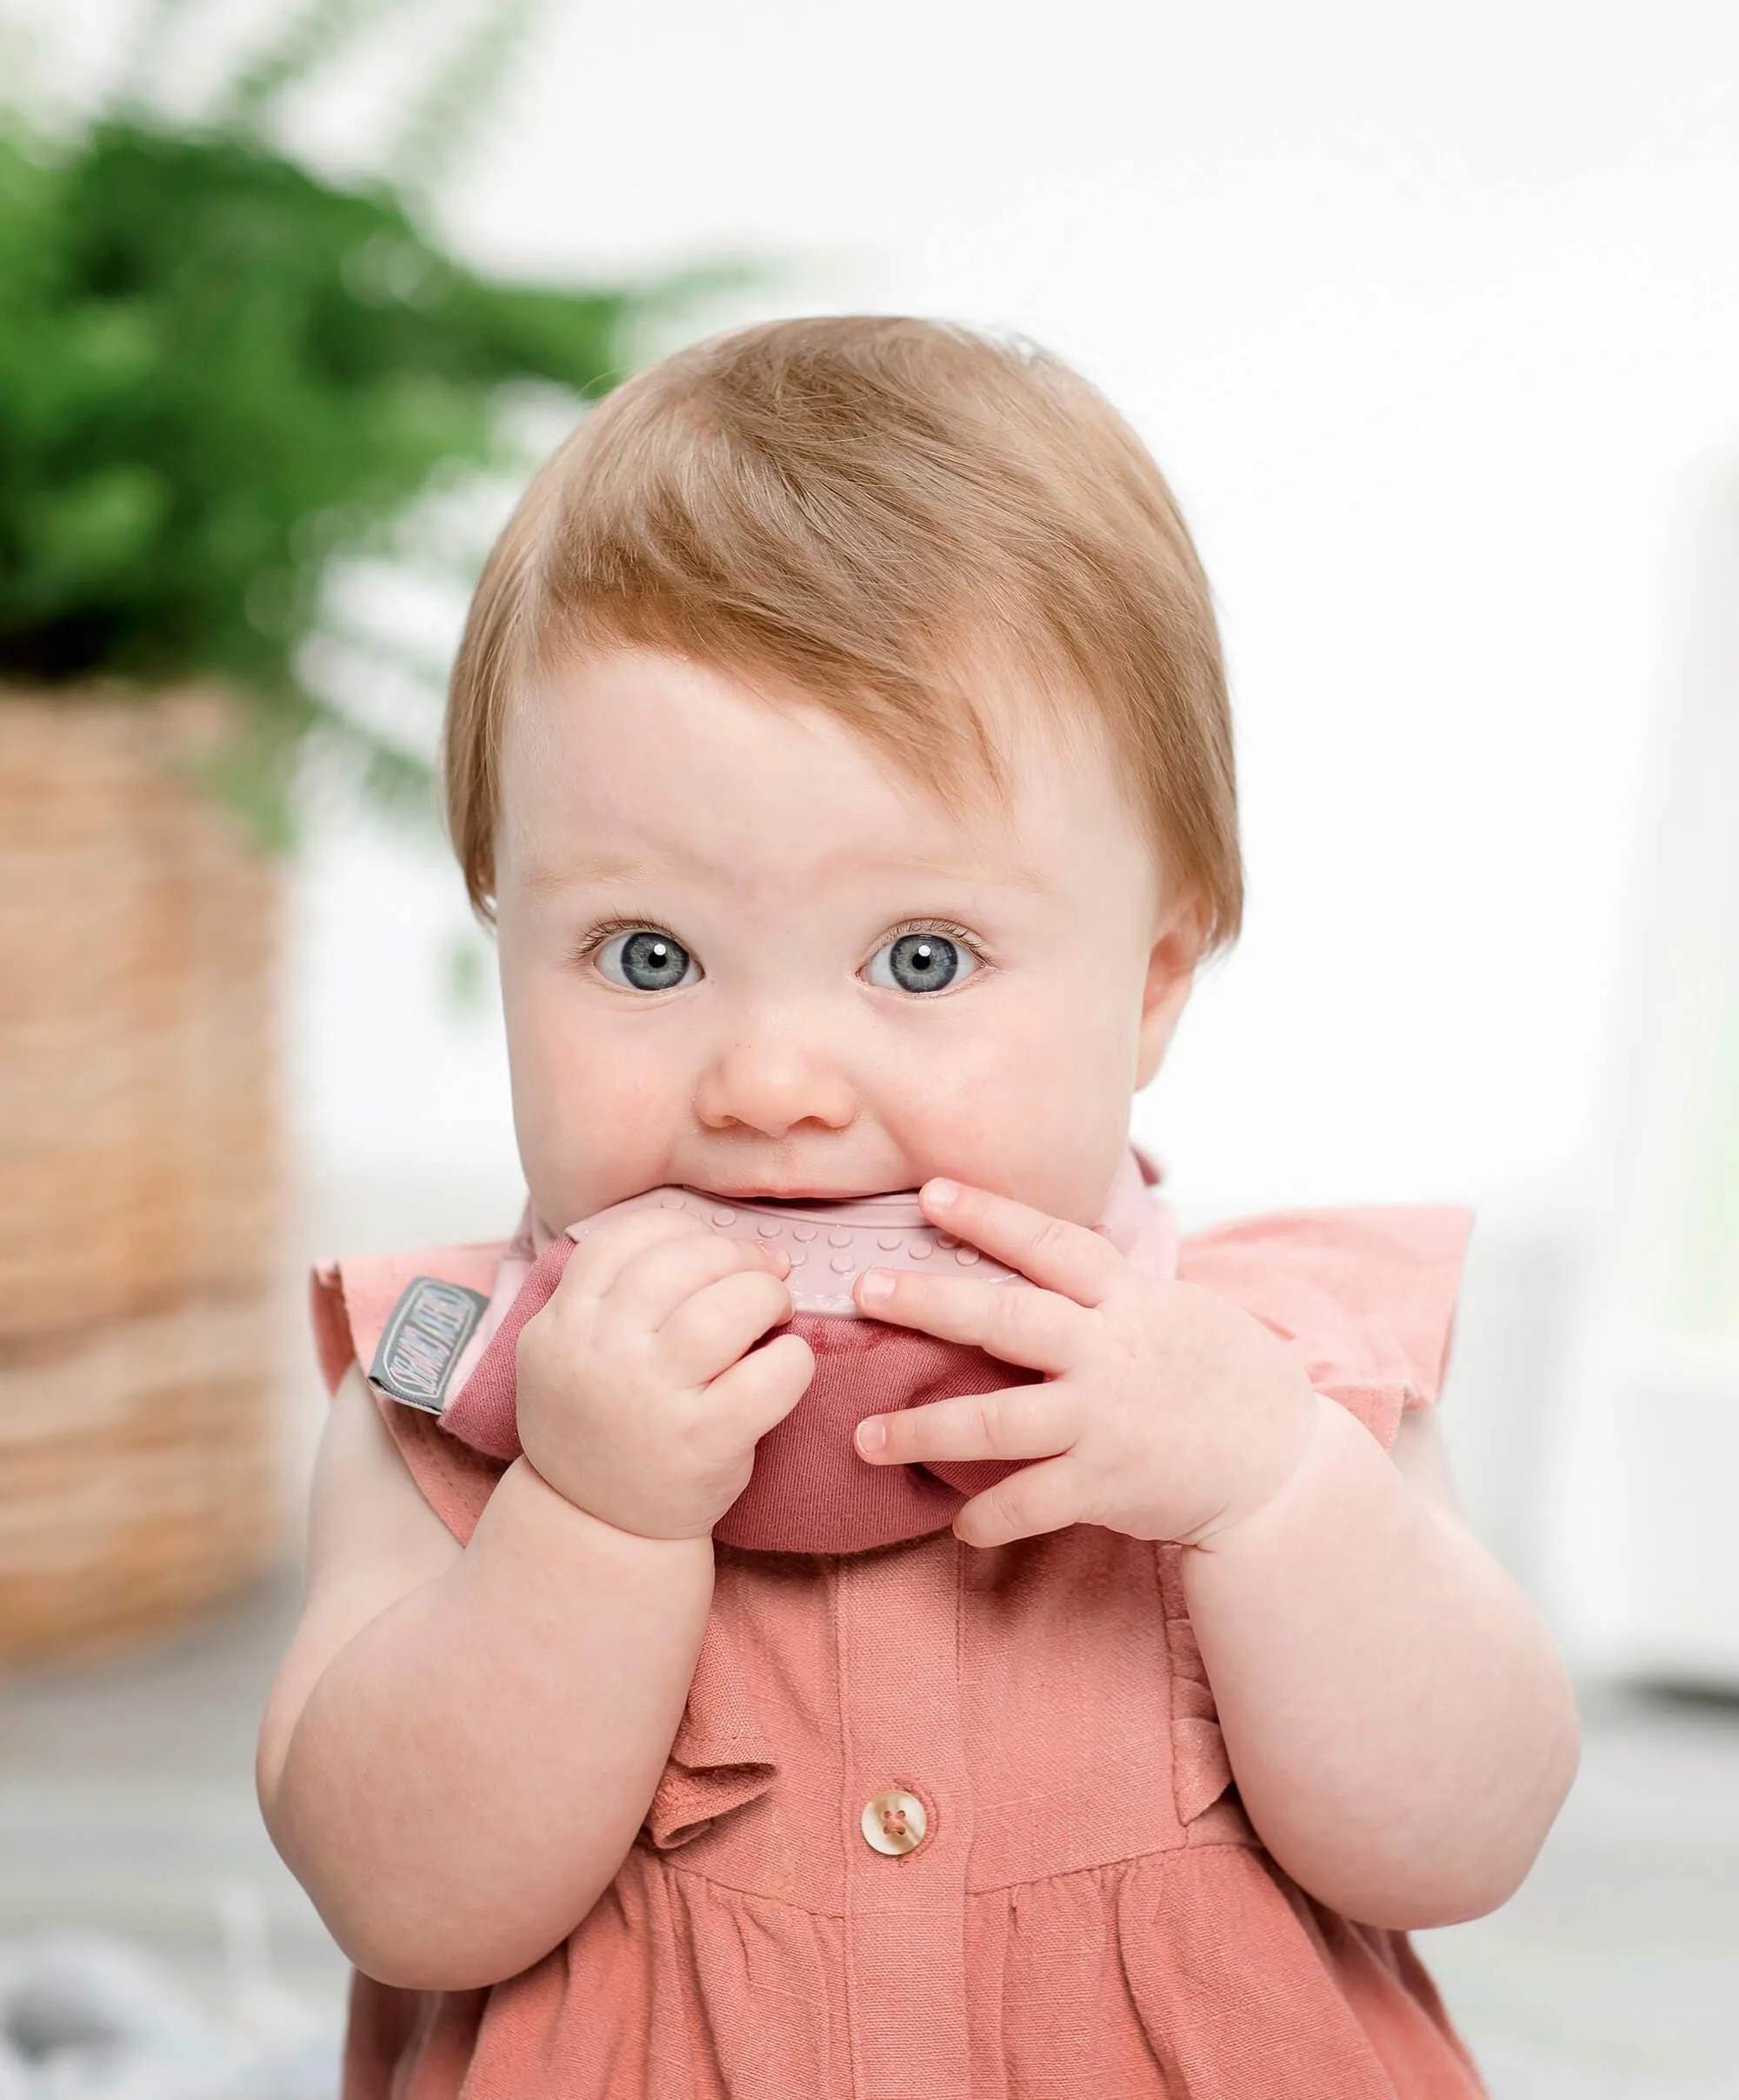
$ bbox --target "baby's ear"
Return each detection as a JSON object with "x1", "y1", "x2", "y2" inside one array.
[{"x1": 1135, "y1": 893, "x2": 1205, "y2": 1087}]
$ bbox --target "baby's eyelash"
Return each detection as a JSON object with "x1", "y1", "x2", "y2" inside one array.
[
  {"x1": 570, "y1": 915, "x2": 670, "y2": 966},
  {"x1": 878, "y1": 917, "x2": 992, "y2": 967}
]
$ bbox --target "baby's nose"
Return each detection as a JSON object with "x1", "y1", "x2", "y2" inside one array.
[{"x1": 694, "y1": 1032, "x2": 856, "y2": 1137}]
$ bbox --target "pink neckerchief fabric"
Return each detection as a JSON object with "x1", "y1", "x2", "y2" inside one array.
[{"x1": 438, "y1": 1152, "x2": 1176, "y2": 1555}]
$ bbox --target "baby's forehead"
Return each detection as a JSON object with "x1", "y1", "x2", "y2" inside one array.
[{"x1": 496, "y1": 647, "x2": 1147, "y2": 901}]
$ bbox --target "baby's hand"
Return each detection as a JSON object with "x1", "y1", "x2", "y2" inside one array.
[
  {"x1": 516, "y1": 1208, "x2": 814, "y2": 1540},
  {"x1": 851, "y1": 1181, "x2": 1323, "y2": 1550}
]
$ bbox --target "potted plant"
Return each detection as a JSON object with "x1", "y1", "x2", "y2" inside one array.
[{"x1": 0, "y1": 6, "x2": 695, "y2": 1663}]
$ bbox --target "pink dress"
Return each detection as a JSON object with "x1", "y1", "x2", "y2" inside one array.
[{"x1": 309, "y1": 1185, "x2": 1484, "y2": 2099}]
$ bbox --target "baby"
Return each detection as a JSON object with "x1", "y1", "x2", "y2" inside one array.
[{"x1": 259, "y1": 317, "x2": 1578, "y2": 2097}]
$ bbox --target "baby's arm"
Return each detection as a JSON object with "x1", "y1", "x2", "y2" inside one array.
[
  {"x1": 1182, "y1": 1397, "x2": 1577, "y2": 1930},
  {"x1": 257, "y1": 1367, "x2": 713, "y2": 1990},
  {"x1": 258, "y1": 1208, "x2": 810, "y2": 1992}
]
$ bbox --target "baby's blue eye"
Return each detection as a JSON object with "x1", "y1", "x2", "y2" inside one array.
[
  {"x1": 866, "y1": 930, "x2": 978, "y2": 996},
  {"x1": 597, "y1": 928, "x2": 700, "y2": 991}
]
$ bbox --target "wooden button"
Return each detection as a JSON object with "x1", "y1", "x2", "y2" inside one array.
[{"x1": 862, "y1": 1787, "x2": 927, "y2": 1856}]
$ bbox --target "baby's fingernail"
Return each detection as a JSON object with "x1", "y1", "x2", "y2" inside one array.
[
  {"x1": 925, "y1": 1178, "x2": 959, "y2": 1206},
  {"x1": 856, "y1": 1269, "x2": 893, "y2": 1306},
  {"x1": 856, "y1": 1418, "x2": 887, "y2": 1455}
]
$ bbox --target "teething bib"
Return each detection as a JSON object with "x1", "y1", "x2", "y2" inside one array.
[{"x1": 368, "y1": 1154, "x2": 1176, "y2": 1554}]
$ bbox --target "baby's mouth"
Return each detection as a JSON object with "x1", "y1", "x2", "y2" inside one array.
[
  {"x1": 685, "y1": 1184, "x2": 929, "y2": 1228},
  {"x1": 695, "y1": 1184, "x2": 919, "y2": 1207}
]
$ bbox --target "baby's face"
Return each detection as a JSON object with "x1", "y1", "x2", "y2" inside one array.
[{"x1": 494, "y1": 649, "x2": 1196, "y2": 1230}]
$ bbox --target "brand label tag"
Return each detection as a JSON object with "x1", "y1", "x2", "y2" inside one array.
[{"x1": 368, "y1": 1277, "x2": 490, "y2": 1413}]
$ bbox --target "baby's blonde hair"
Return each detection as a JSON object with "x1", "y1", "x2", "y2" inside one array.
[{"x1": 444, "y1": 315, "x2": 1242, "y2": 946}]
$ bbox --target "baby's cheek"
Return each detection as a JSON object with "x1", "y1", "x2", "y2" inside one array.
[
  {"x1": 507, "y1": 997, "x2": 677, "y2": 1222},
  {"x1": 895, "y1": 1026, "x2": 1130, "y2": 1223}
]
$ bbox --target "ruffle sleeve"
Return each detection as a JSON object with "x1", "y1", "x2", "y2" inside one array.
[{"x1": 1176, "y1": 1205, "x2": 1472, "y2": 1450}]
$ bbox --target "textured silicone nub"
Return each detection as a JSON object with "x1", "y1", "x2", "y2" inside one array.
[{"x1": 565, "y1": 1186, "x2": 1029, "y2": 1316}]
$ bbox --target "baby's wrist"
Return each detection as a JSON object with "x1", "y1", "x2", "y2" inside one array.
[
  {"x1": 491, "y1": 1457, "x2": 718, "y2": 1570},
  {"x1": 1181, "y1": 1383, "x2": 1342, "y2": 1550}
]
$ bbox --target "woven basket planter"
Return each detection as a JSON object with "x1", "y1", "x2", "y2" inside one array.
[{"x1": 0, "y1": 691, "x2": 283, "y2": 1666}]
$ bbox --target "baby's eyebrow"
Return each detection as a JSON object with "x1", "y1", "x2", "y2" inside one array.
[
  {"x1": 518, "y1": 850, "x2": 657, "y2": 895},
  {"x1": 859, "y1": 852, "x2": 1050, "y2": 893},
  {"x1": 520, "y1": 850, "x2": 1050, "y2": 900}
]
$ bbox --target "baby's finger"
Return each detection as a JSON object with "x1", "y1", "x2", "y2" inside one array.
[
  {"x1": 852, "y1": 1268, "x2": 1083, "y2": 1372},
  {"x1": 704, "y1": 1330, "x2": 816, "y2": 1446},
  {"x1": 951, "y1": 1454, "x2": 1086, "y2": 1550},
  {"x1": 611, "y1": 1230, "x2": 789, "y2": 1332},
  {"x1": 561, "y1": 1204, "x2": 714, "y2": 1298},
  {"x1": 658, "y1": 1267, "x2": 794, "y2": 1386},
  {"x1": 919, "y1": 1180, "x2": 1125, "y2": 1307},
  {"x1": 854, "y1": 1382, "x2": 1076, "y2": 1467}
]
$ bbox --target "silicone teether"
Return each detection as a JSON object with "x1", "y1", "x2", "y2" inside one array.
[{"x1": 565, "y1": 1187, "x2": 1029, "y2": 1315}]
